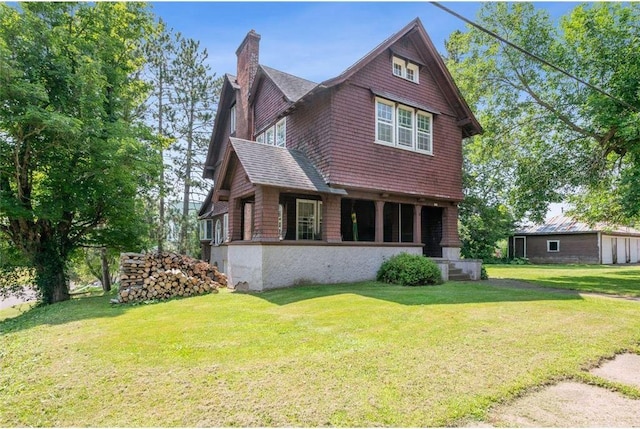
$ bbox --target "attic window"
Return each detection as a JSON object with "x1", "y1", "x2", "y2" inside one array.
[
  {"x1": 230, "y1": 104, "x2": 236, "y2": 134},
  {"x1": 392, "y1": 56, "x2": 419, "y2": 84},
  {"x1": 255, "y1": 117, "x2": 286, "y2": 147}
]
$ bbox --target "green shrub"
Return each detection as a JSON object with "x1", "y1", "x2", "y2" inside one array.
[
  {"x1": 377, "y1": 253, "x2": 443, "y2": 286},
  {"x1": 481, "y1": 265, "x2": 489, "y2": 280}
]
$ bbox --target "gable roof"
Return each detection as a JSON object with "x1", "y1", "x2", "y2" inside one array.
[
  {"x1": 319, "y1": 17, "x2": 482, "y2": 137},
  {"x1": 220, "y1": 138, "x2": 346, "y2": 196},
  {"x1": 203, "y1": 73, "x2": 239, "y2": 180},
  {"x1": 258, "y1": 65, "x2": 318, "y2": 103},
  {"x1": 516, "y1": 215, "x2": 640, "y2": 236}
]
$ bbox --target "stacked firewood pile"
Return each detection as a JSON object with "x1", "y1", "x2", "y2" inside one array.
[{"x1": 117, "y1": 252, "x2": 227, "y2": 303}]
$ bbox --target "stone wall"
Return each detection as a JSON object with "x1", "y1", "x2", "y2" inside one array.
[{"x1": 118, "y1": 252, "x2": 227, "y2": 303}]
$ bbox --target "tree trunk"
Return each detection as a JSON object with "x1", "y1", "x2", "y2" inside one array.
[
  {"x1": 34, "y1": 246, "x2": 70, "y2": 304},
  {"x1": 100, "y1": 247, "x2": 112, "y2": 292},
  {"x1": 179, "y1": 106, "x2": 194, "y2": 255},
  {"x1": 158, "y1": 66, "x2": 166, "y2": 253}
]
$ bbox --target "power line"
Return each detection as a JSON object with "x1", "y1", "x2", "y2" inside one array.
[{"x1": 430, "y1": 1, "x2": 638, "y2": 112}]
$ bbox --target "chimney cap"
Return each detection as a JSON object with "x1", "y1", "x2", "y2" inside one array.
[{"x1": 236, "y1": 29, "x2": 261, "y2": 56}]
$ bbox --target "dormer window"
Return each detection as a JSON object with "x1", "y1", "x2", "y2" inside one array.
[
  {"x1": 392, "y1": 56, "x2": 419, "y2": 84},
  {"x1": 254, "y1": 117, "x2": 286, "y2": 147}
]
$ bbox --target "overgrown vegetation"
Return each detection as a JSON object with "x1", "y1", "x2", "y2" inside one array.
[{"x1": 377, "y1": 253, "x2": 443, "y2": 286}]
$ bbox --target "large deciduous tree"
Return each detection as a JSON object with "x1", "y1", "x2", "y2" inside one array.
[
  {"x1": 0, "y1": 3, "x2": 160, "y2": 304},
  {"x1": 446, "y1": 2, "x2": 640, "y2": 226}
]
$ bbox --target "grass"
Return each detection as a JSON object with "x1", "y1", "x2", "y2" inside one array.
[
  {"x1": 1, "y1": 279, "x2": 640, "y2": 427},
  {"x1": 486, "y1": 264, "x2": 640, "y2": 297}
]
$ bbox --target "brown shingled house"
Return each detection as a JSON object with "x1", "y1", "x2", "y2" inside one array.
[
  {"x1": 509, "y1": 215, "x2": 640, "y2": 264},
  {"x1": 198, "y1": 19, "x2": 483, "y2": 290}
]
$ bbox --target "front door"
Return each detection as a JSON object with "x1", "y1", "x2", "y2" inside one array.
[
  {"x1": 612, "y1": 237, "x2": 618, "y2": 264},
  {"x1": 422, "y1": 206, "x2": 443, "y2": 257},
  {"x1": 513, "y1": 236, "x2": 526, "y2": 258}
]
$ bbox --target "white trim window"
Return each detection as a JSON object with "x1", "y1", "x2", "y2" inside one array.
[
  {"x1": 376, "y1": 99, "x2": 394, "y2": 144},
  {"x1": 223, "y1": 213, "x2": 229, "y2": 242},
  {"x1": 375, "y1": 97, "x2": 433, "y2": 155},
  {"x1": 199, "y1": 219, "x2": 213, "y2": 241},
  {"x1": 392, "y1": 56, "x2": 419, "y2": 83},
  {"x1": 230, "y1": 104, "x2": 236, "y2": 134},
  {"x1": 255, "y1": 117, "x2": 287, "y2": 147},
  {"x1": 214, "y1": 219, "x2": 222, "y2": 245},
  {"x1": 547, "y1": 240, "x2": 560, "y2": 252},
  {"x1": 296, "y1": 199, "x2": 322, "y2": 240}
]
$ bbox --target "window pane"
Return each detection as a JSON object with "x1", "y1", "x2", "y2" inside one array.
[
  {"x1": 393, "y1": 62, "x2": 403, "y2": 76},
  {"x1": 266, "y1": 128, "x2": 275, "y2": 146},
  {"x1": 417, "y1": 113, "x2": 432, "y2": 152},
  {"x1": 378, "y1": 123, "x2": 393, "y2": 143},
  {"x1": 297, "y1": 200, "x2": 316, "y2": 240},
  {"x1": 376, "y1": 101, "x2": 394, "y2": 143},
  {"x1": 223, "y1": 214, "x2": 228, "y2": 241},
  {"x1": 398, "y1": 128, "x2": 413, "y2": 147},
  {"x1": 276, "y1": 119, "x2": 286, "y2": 147},
  {"x1": 377, "y1": 102, "x2": 393, "y2": 121},
  {"x1": 407, "y1": 63, "x2": 419, "y2": 83},
  {"x1": 397, "y1": 108, "x2": 412, "y2": 127},
  {"x1": 397, "y1": 107, "x2": 413, "y2": 147}
]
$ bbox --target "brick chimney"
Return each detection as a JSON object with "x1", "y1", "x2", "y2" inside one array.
[{"x1": 235, "y1": 29, "x2": 261, "y2": 140}]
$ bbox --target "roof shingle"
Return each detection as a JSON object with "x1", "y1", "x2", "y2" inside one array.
[{"x1": 229, "y1": 138, "x2": 346, "y2": 195}]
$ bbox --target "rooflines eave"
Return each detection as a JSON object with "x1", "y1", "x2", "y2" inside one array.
[{"x1": 203, "y1": 74, "x2": 238, "y2": 179}]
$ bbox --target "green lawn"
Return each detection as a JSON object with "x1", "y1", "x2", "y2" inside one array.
[
  {"x1": 2, "y1": 279, "x2": 640, "y2": 427},
  {"x1": 487, "y1": 264, "x2": 640, "y2": 297}
]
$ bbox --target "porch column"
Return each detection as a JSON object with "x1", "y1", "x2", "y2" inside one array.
[
  {"x1": 413, "y1": 204, "x2": 422, "y2": 244},
  {"x1": 375, "y1": 200, "x2": 385, "y2": 243},
  {"x1": 253, "y1": 185, "x2": 280, "y2": 241},
  {"x1": 228, "y1": 197, "x2": 243, "y2": 241},
  {"x1": 322, "y1": 194, "x2": 342, "y2": 243},
  {"x1": 440, "y1": 204, "x2": 462, "y2": 259}
]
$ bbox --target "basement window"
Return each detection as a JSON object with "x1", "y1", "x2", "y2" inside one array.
[{"x1": 547, "y1": 240, "x2": 560, "y2": 252}]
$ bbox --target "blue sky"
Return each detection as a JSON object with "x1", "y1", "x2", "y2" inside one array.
[{"x1": 149, "y1": 1, "x2": 579, "y2": 83}]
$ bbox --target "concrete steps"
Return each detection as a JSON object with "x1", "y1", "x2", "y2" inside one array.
[{"x1": 448, "y1": 263, "x2": 471, "y2": 281}]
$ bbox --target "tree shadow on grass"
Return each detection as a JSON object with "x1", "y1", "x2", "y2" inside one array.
[
  {"x1": 0, "y1": 293, "x2": 130, "y2": 335},
  {"x1": 244, "y1": 280, "x2": 584, "y2": 307},
  {"x1": 522, "y1": 274, "x2": 640, "y2": 298}
]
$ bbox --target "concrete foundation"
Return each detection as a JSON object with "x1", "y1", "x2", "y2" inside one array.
[{"x1": 223, "y1": 242, "x2": 480, "y2": 291}]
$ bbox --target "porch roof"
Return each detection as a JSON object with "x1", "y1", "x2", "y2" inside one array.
[{"x1": 229, "y1": 137, "x2": 347, "y2": 195}]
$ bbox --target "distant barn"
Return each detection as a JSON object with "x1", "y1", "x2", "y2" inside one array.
[{"x1": 509, "y1": 216, "x2": 640, "y2": 264}]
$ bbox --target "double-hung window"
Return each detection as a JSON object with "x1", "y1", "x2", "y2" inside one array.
[
  {"x1": 375, "y1": 97, "x2": 433, "y2": 155},
  {"x1": 396, "y1": 107, "x2": 414, "y2": 148},
  {"x1": 376, "y1": 100, "x2": 394, "y2": 144}
]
